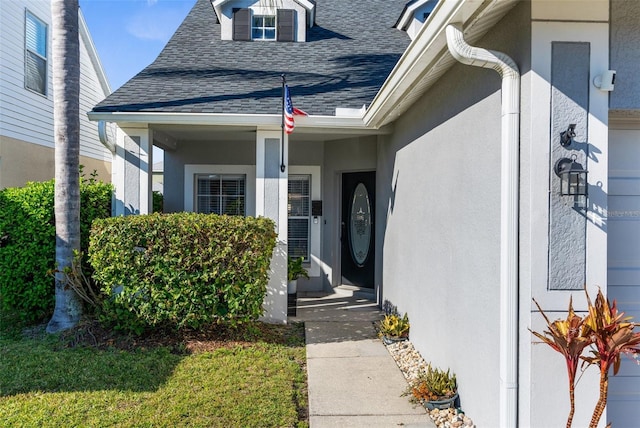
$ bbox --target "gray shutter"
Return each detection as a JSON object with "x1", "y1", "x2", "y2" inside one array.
[
  {"x1": 232, "y1": 8, "x2": 251, "y2": 41},
  {"x1": 277, "y1": 9, "x2": 295, "y2": 42}
]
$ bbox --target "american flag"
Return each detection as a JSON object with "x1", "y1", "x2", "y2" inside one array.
[{"x1": 284, "y1": 84, "x2": 308, "y2": 134}]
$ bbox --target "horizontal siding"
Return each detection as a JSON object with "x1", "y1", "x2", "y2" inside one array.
[
  {"x1": 608, "y1": 129, "x2": 640, "y2": 427},
  {"x1": 78, "y1": 29, "x2": 111, "y2": 161},
  {"x1": 1, "y1": 0, "x2": 111, "y2": 163}
]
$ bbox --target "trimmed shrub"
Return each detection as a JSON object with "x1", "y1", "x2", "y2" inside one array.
[
  {"x1": 0, "y1": 178, "x2": 112, "y2": 322},
  {"x1": 89, "y1": 213, "x2": 277, "y2": 333}
]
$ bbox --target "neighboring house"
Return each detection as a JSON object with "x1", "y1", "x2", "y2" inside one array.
[
  {"x1": 0, "y1": 0, "x2": 112, "y2": 189},
  {"x1": 152, "y1": 161, "x2": 163, "y2": 194},
  {"x1": 88, "y1": 0, "x2": 640, "y2": 426}
]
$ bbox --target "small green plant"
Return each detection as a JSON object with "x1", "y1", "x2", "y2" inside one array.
[
  {"x1": 378, "y1": 313, "x2": 410, "y2": 339},
  {"x1": 406, "y1": 363, "x2": 457, "y2": 402},
  {"x1": 287, "y1": 256, "x2": 309, "y2": 281}
]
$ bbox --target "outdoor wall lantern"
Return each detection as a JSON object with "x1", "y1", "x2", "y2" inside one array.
[{"x1": 554, "y1": 154, "x2": 588, "y2": 197}]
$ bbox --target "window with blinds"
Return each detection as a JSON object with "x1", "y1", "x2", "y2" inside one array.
[
  {"x1": 195, "y1": 174, "x2": 246, "y2": 216},
  {"x1": 288, "y1": 175, "x2": 310, "y2": 261},
  {"x1": 25, "y1": 11, "x2": 47, "y2": 95}
]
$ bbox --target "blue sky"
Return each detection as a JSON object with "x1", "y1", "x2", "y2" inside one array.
[{"x1": 79, "y1": 0, "x2": 196, "y2": 90}]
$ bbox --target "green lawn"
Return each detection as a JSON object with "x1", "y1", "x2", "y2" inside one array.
[{"x1": 0, "y1": 317, "x2": 307, "y2": 427}]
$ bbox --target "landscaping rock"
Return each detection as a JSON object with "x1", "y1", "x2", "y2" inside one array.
[{"x1": 383, "y1": 338, "x2": 477, "y2": 428}]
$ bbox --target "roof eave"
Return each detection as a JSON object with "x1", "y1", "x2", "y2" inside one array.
[
  {"x1": 87, "y1": 111, "x2": 373, "y2": 130},
  {"x1": 365, "y1": 0, "x2": 518, "y2": 128},
  {"x1": 78, "y1": 9, "x2": 111, "y2": 95},
  {"x1": 394, "y1": 0, "x2": 430, "y2": 31}
]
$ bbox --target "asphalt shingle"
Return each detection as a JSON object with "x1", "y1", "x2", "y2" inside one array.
[{"x1": 93, "y1": 0, "x2": 410, "y2": 116}]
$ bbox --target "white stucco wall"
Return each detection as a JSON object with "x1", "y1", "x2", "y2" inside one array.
[{"x1": 378, "y1": 3, "x2": 530, "y2": 426}]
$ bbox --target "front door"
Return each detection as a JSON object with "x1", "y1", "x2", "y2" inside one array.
[{"x1": 341, "y1": 171, "x2": 375, "y2": 288}]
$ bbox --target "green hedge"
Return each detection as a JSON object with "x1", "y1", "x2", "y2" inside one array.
[
  {"x1": 0, "y1": 179, "x2": 112, "y2": 322},
  {"x1": 89, "y1": 213, "x2": 276, "y2": 333}
]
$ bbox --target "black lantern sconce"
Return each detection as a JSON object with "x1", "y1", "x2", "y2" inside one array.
[{"x1": 554, "y1": 155, "x2": 588, "y2": 197}]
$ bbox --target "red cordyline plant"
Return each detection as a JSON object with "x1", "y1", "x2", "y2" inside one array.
[
  {"x1": 582, "y1": 288, "x2": 640, "y2": 428},
  {"x1": 530, "y1": 296, "x2": 593, "y2": 428},
  {"x1": 532, "y1": 288, "x2": 640, "y2": 428}
]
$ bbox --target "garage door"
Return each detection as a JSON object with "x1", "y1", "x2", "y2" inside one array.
[{"x1": 608, "y1": 129, "x2": 640, "y2": 426}]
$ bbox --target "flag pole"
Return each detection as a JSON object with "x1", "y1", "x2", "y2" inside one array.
[{"x1": 280, "y1": 74, "x2": 286, "y2": 173}]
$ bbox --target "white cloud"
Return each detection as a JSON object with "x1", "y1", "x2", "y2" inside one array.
[{"x1": 146, "y1": 0, "x2": 158, "y2": 5}]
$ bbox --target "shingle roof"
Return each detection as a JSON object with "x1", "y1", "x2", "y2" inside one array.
[{"x1": 93, "y1": 0, "x2": 410, "y2": 116}]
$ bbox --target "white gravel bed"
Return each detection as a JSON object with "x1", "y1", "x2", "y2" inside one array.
[{"x1": 384, "y1": 339, "x2": 477, "y2": 428}]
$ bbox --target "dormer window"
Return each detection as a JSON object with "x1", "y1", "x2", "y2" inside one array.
[
  {"x1": 395, "y1": 0, "x2": 439, "y2": 40},
  {"x1": 233, "y1": 8, "x2": 295, "y2": 42},
  {"x1": 252, "y1": 15, "x2": 276, "y2": 40},
  {"x1": 215, "y1": 0, "x2": 314, "y2": 42}
]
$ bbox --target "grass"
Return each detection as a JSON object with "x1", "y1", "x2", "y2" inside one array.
[{"x1": 0, "y1": 313, "x2": 308, "y2": 427}]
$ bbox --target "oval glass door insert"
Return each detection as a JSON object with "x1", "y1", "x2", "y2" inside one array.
[{"x1": 349, "y1": 182, "x2": 371, "y2": 267}]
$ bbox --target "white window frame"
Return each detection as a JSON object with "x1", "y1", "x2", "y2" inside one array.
[
  {"x1": 288, "y1": 174, "x2": 311, "y2": 261},
  {"x1": 251, "y1": 14, "x2": 276, "y2": 41},
  {"x1": 24, "y1": 9, "x2": 48, "y2": 96},
  {"x1": 289, "y1": 166, "x2": 321, "y2": 277},
  {"x1": 184, "y1": 165, "x2": 256, "y2": 216},
  {"x1": 195, "y1": 173, "x2": 247, "y2": 216}
]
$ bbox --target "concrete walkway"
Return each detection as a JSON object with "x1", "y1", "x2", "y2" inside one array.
[{"x1": 291, "y1": 288, "x2": 435, "y2": 428}]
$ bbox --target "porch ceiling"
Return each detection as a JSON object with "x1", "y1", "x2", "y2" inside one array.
[{"x1": 150, "y1": 123, "x2": 390, "y2": 147}]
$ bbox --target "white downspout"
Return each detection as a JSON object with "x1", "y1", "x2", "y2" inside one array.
[
  {"x1": 98, "y1": 120, "x2": 116, "y2": 153},
  {"x1": 445, "y1": 24, "x2": 520, "y2": 428}
]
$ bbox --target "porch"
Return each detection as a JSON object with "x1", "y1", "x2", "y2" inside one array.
[{"x1": 108, "y1": 121, "x2": 388, "y2": 323}]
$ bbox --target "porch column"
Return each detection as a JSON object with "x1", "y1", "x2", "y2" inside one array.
[
  {"x1": 256, "y1": 129, "x2": 288, "y2": 323},
  {"x1": 112, "y1": 126, "x2": 153, "y2": 216}
]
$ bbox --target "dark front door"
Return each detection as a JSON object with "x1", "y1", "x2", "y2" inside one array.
[{"x1": 341, "y1": 171, "x2": 375, "y2": 288}]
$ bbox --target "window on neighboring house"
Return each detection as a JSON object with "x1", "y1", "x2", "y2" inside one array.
[
  {"x1": 195, "y1": 174, "x2": 246, "y2": 216},
  {"x1": 252, "y1": 15, "x2": 276, "y2": 40},
  {"x1": 288, "y1": 175, "x2": 310, "y2": 261},
  {"x1": 25, "y1": 10, "x2": 47, "y2": 95}
]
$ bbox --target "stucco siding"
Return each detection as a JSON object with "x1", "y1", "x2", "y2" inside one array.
[
  {"x1": 0, "y1": 135, "x2": 111, "y2": 189},
  {"x1": 610, "y1": 0, "x2": 640, "y2": 111},
  {"x1": 378, "y1": 3, "x2": 531, "y2": 426}
]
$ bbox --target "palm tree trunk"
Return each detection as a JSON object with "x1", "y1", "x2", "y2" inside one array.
[
  {"x1": 46, "y1": 0, "x2": 82, "y2": 333},
  {"x1": 590, "y1": 368, "x2": 609, "y2": 428}
]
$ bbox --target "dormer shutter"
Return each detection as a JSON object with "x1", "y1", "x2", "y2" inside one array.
[
  {"x1": 277, "y1": 9, "x2": 295, "y2": 42},
  {"x1": 232, "y1": 8, "x2": 251, "y2": 41}
]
